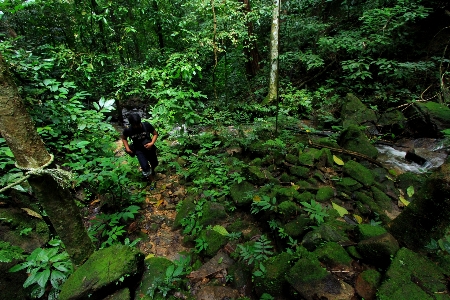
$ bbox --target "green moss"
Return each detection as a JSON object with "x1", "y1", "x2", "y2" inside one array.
[
  {"x1": 285, "y1": 153, "x2": 299, "y2": 165},
  {"x1": 313, "y1": 137, "x2": 340, "y2": 149},
  {"x1": 289, "y1": 166, "x2": 310, "y2": 178},
  {"x1": 338, "y1": 124, "x2": 378, "y2": 159},
  {"x1": 335, "y1": 177, "x2": 363, "y2": 193},
  {"x1": 341, "y1": 93, "x2": 377, "y2": 127},
  {"x1": 172, "y1": 197, "x2": 195, "y2": 229},
  {"x1": 315, "y1": 187, "x2": 335, "y2": 202},
  {"x1": 361, "y1": 269, "x2": 381, "y2": 286},
  {"x1": 346, "y1": 246, "x2": 363, "y2": 259},
  {"x1": 59, "y1": 245, "x2": 144, "y2": 300},
  {"x1": 377, "y1": 248, "x2": 448, "y2": 300},
  {"x1": 298, "y1": 149, "x2": 319, "y2": 167},
  {"x1": 228, "y1": 261, "x2": 252, "y2": 289},
  {"x1": 355, "y1": 224, "x2": 387, "y2": 241},
  {"x1": 343, "y1": 160, "x2": 375, "y2": 186},
  {"x1": 275, "y1": 186, "x2": 301, "y2": 201},
  {"x1": 229, "y1": 181, "x2": 255, "y2": 207},
  {"x1": 301, "y1": 224, "x2": 350, "y2": 251},
  {"x1": 246, "y1": 166, "x2": 278, "y2": 185},
  {"x1": 283, "y1": 215, "x2": 310, "y2": 237},
  {"x1": 316, "y1": 148, "x2": 334, "y2": 168},
  {"x1": 198, "y1": 202, "x2": 227, "y2": 226},
  {"x1": 370, "y1": 186, "x2": 392, "y2": 211},
  {"x1": 279, "y1": 172, "x2": 294, "y2": 183},
  {"x1": 314, "y1": 242, "x2": 352, "y2": 268},
  {"x1": 254, "y1": 252, "x2": 294, "y2": 296},
  {"x1": 295, "y1": 191, "x2": 315, "y2": 203},
  {"x1": 295, "y1": 181, "x2": 315, "y2": 191},
  {"x1": 286, "y1": 255, "x2": 327, "y2": 285},
  {"x1": 104, "y1": 288, "x2": 130, "y2": 300},
  {"x1": 250, "y1": 157, "x2": 262, "y2": 166},
  {"x1": 135, "y1": 257, "x2": 174, "y2": 300},
  {"x1": 354, "y1": 191, "x2": 390, "y2": 224},
  {"x1": 277, "y1": 201, "x2": 299, "y2": 220},
  {"x1": 200, "y1": 229, "x2": 228, "y2": 257}
]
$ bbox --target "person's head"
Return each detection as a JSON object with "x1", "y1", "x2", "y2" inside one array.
[{"x1": 128, "y1": 114, "x2": 141, "y2": 129}]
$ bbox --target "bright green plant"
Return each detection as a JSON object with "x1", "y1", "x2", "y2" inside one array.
[
  {"x1": 238, "y1": 235, "x2": 273, "y2": 266},
  {"x1": 146, "y1": 255, "x2": 192, "y2": 298},
  {"x1": 300, "y1": 200, "x2": 328, "y2": 225},
  {"x1": 194, "y1": 237, "x2": 208, "y2": 253},
  {"x1": 251, "y1": 195, "x2": 277, "y2": 214},
  {"x1": 0, "y1": 241, "x2": 25, "y2": 263},
  {"x1": 9, "y1": 238, "x2": 73, "y2": 300}
]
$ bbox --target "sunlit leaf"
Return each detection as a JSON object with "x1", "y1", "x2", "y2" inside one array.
[
  {"x1": 331, "y1": 202, "x2": 348, "y2": 217},
  {"x1": 333, "y1": 155, "x2": 344, "y2": 165},
  {"x1": 21, "y1": 208, "x2": 42, "y2": 219},
  {"x1": 353, "y1": 214, "x2": 363, "y2": 224},
  {"x1": 399, "y1": 196, "x2": 410, "y2": 207},
  {"x1": 212, "y1": 225, "x2": 229, "y2": 236},
  {"x1": 407, "y1": 186, "x2": 414, "y2": 198}
]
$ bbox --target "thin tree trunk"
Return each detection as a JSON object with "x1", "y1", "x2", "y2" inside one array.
[
  {"x1": 242, "y1": 0, "x2": 260, "y2": 78},
  {"x1": 264, "y1": 0, "x2": 280, "y2": 104},
  {"x1": 0, "y1": 53, "x2": 94, "y2": 266},
  {"x1": 152, "y1": 1, "x2": 165, "y2": 52}
]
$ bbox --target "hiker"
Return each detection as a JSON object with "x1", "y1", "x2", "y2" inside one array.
[{"x1": 121, "y1": 113, "x2": 159, "y2": 188}]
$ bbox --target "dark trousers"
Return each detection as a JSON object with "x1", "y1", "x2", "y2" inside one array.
[{"x1": 135, "y1": 147, "x2": 158, "y2": 176}]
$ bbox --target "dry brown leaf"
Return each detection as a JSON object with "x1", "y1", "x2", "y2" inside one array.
[{"x1": 21, "y1": 208, "x2": 42, "y2": 219}]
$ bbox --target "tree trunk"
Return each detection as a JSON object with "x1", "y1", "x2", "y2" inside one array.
[
  {"x1": 264, "y1": 0, "x2": 280, "y2": 104},
  {"x1": 241, "y1": 0, "x2": 260, "y2": 78},
  {"x1": 0, "y1": 53, "x2": 94, "y2": 266},
  {"x1": 152, "y1": 1, "x2": 165, "y2": 52}
]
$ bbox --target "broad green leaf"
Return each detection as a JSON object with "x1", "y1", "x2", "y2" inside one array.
[
  {"x1": 166, "y1": 264, "x2": 174, "y2": 277},
  {"x1": 36, "y1": 269, "x2": 51, "y2": 287},
  {"x1": 407, "y1": 186, "x2": 414, "y2": 198},
  {"x1": 9, "y1": 263, "x2": 28, "y2": 272},
  {"x1": 23, "y1": 269, "x2": 39, "y2": 288},
  {"x1": 331, "y1": 202, "x2": 349, "y2": 217},
  {"x1": 333, "y1": 155, "x2": 344, "y2": 166},
  {"x1": 399, "y1": 196, "x2": 410, "y2": 207},
  {"x1": 212, "y1": 225, "x2": 229, "y2": 236}
]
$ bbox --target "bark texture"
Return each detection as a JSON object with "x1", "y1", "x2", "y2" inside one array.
[
  {"x1": 242, "y1": 0, "x2": 260, "y2": 78},
  {"x1": 0, "y1": 53, "x2": 94, "y2": 265},
  {"x1": 264, "y1": 0, "x2": 280, "y2": 104}
]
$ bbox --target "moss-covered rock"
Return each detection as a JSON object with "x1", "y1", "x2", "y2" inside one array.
[
  {"x1": 275, "y1": 186, "x2": 301, "y2": 202},
  {"x1": 246, "y1": 166, "x2": 278, "y2": 185},
  {"x1": 172, "y1": 197, "x2": 196, "y2": 229},
  {"x1": 313, "y1": 242, "x2": 352, "y2": 269},
  {"x1": 200, "y1": 229, "x2": 228, "y2": 257},
  {"x1": 228, "y1": 261, "x2": 252, "y2": 290},
  {"x1": 389, "y1": 159, "x2": 450, "y2": 249},
  {"x1": 283, "y1": 215, "x2": 310, "y2": 237},
  {"x1": 316, "y1": 148, "x2": 334, "y2": 168},
  {"x1": 229, "y1": 181, "x2": 255, "y2": 207},
  {"x1": 59, "y1": 245, "x2": 144, "y2": 300},
  {"x1": 356, "y1": 232, "x2": 399, "y2": 268},
  {"x1": 295, "y1": 181, "x2": 317, "y2": 192},
  {"x1": 198, "y1": 202, "x2": 227, "y2": 227},
  {"x1": 135, "y1": 256, "x2": 174, "y2": 300},
  {"x1": 298, "y1": 148, "x2": 320, "y2": 167},
  {"x1": 295, "y1": 191, "x2": 315, "y2": 203},
  {"x1": 355, "y1": 269, "x2": 381, "y2": 300},
  {"x1": 315, "y1": 187, "x2": 335, "y2": 202},
  {"x1": 377, "y1": 248, "x2": 449, "y2": 300},
  {"x1": 342, "y1": 160, "x2": 375, "y2": 186},
  {"x1": 370, "y1": 186, "x2": 393, "y2": 211},
  {"x1": 354, "y1": 191, "x2": 390, "y2": 224},
  {"x1": 341, "y1": 93, "x2": 377, "y2": 128},
  {"x1": 289, "y1": 166, "x2": 310, "y2": 179},
  {"x1": 104, "y1": 288, "x2": 130, "y2": 300},
  {"x1": 254, "y1": 252, "x2": 294, "y2": 296},
  {"x1": 302, "y1": 224, "x2": 350, "y2": 251},
  {"x1": 355, "y1": 224, "x2": 387, "y2": 241},
  {"x1": 277, "y1": 201, "x2": 300, "y2": 220},
  {"x1": 335, "y1": 177, "x2": 363, "y2": 193},
  {"x1": 338, "y1": 124, "x2": 378, "y2": 159},
  {"x1": 285, "y1": 153, "x2": 299, "y2": 165},
  {"x1": 279, "y1": 172, "x2": 295, "y2": 183}
]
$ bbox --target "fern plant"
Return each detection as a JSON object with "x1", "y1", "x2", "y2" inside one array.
[{"x1": 300, "y1": 200, "x2": 329, "y2": 225}]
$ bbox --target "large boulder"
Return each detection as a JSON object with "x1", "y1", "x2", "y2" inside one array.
[
  {"x1": 59, "y1": 245, "x2": 144, "y2": 300},
  {"x1": 338, "y1": 125, "x2": 378, "y2": 159},
  {"x1": 404, "y1": 101, "x2": 450, "y2": 137},
  {"x1": 340, "y1": 93, "x2": 377, "y2": 128}
]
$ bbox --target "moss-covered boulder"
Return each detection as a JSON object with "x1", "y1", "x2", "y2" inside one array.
[
  {"x1": 342, "y1": 160, "x2": 374, "y2": 186},
  {"x1": 285, "y1": 153, "x2": 299, "y2": 165},
  {"x1": 353, "y1": 191, "x2": 390, "y2": 224},
  {"x1": 355, "y1": 224, "x2": 387, "y2": 241},
  {"x1": 302, "y1": 224, "x2": 350, "y2": 251},
  {"x1": 172, "y1": 197, "x2": 195, "y2": 229},
  {"x1": 59, "y1": 245, "x2": 144, "y2": 300},
  {"x1": 356, "y1": 232, "x2": 399, "y2": 268},
  {"x1": 105, "y1": 288, "x2": 130, "y2": 300},
  {"x1": 338, "y1": 125, "x2": 378, "y2": 159},
  {"x1": 295, "y1": 191, "x2": 315, "y2": 203},
  {"x1": 246, "y1": 166, "x2": 278, "y2": 185},
  {"x1": 313, "y1": 242, "x2": 353, "y2": 270},
  {"x1": 198, "y1": 202, "x2": 227, "y2": 227},
  {"x1": 275, "y1": 186, "x2": 301, "y2": 202},
  {"x1": 0, "y1": 207, "x2": 50, "y2": 253},
  {"x1": 370, "y1": 186, "x2": 393, "y2": 211},
  {"x1": 389, "y1": 159, "x2": 450, "y2": 249},
  {"x1": 254, "y1": 252, "x2": 294, "y2": 296},
  {"x1": 283, "y1": 215, "x2": 310, "y2": 238},
  {"x1": 229, "y1": 181, "x2": 255, "y2": 207},
  {"x1": 377, "y1": 248, "x2": 449, "y2": 300},
  {"x1": 200, "y1": 229, "x2": 228, "y2": 257},
  {"x1": 315, "y1": 186, "x2": 335, "y2": 202},
  {"x1": 405, "y1": 101, "x2": 450, "y2": 137},
  {"x1": 355, "y1": 269, "x2": 381, "y2": 300},
  {"x1": 135, "y1": 256, "x2": 176, "y2": 300},
  {"x1": 298, "y1": 148, "x2": 320, "y2": 167},
  {"x1": 278, "y1": 201, "x2": 300, "y2": 220},
  {"x1": 340, "y1": 93, "x2": 377, "y2": 128},
  {"x1": 289, "y1": 166, "x2": 310, "y2": 179},
  {"x1": 286, "y1": 253, "x2": 354, "y2": 300},
  {"x1": 335, "y1": 177, "x2": 363, "y2": 194}
]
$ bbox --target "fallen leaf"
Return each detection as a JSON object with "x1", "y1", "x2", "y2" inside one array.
[
  {"x1": 333, "y1": 155, "x2": 344, "y2": 166},
  {"x1": 353, "y1": 214, "x2": 363, "y2": 224},
  {"x1": 399, "y1": 196, "x2": 410, "y2": 207},
  {"x1": 332, "y1": 202, "x2": 349, "y2": 217},
  {"x1": 21, "y1": 208, "x2": 42, "y2": 219},
  {"x1": 407, "y1": 186, "x2": 414, "y2": 198}
]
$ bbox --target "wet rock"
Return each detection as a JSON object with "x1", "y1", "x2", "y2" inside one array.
[
  {"x1": 199, "y1": 202, "x2": 227, "y2": 227},
  {"x1": 195, "y1": 285, "x2": 239, "y2": 300},
  {"x1": 378, "y1": 248, "x2": 448, "y2": 299},
  {"x1": 338, "y1": 125, "x2": 378, "y2": 159},
  {"x1": 404, "y1": 101, "x2": 450, "y2": 137},
  {"x1": 356, "y1": 232, "x2": 399, "y2": 268},
  {"x1": 314, "y1": 242, "x2": 353, "y2": 270},
  {"x1": 283, "y1": 215, "x2": 310, "y2": 237},
  {"x1": 355, "y1": 269, "x2": 381, "y2": 300},
  {"x1": 355, "y1": 224, "x2": 387, "y2": 241},
  {"x1": 103, "y1": 288, "x2": 130, "y2": 300},
  {"x1": 172, "y1": 197, "x2": 196, "y2": 229},
  {"x1": 199, "y1": 229, "x2": 228, "y2": 257},
  {"x1": 335, "y1": 177, "x2": 363, "y2": 193},
  {"x1": 378, "y1": 109, "x2": 407, "y2": 136},
  {"x1": 188, "y1": 250, "x2": 234, "y2": 282},
  {"x1": 59, "y1": 244, "x2": 144, "y2": 300}
]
